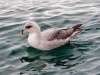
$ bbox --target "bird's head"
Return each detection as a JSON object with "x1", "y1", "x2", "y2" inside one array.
[{"x1": 20, "y1": 21, "x2": 40, "y2": 35}]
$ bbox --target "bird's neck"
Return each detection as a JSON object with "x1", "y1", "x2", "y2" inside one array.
[
  {"x1": 29, "y1": 31, "x2": 41, "y2": 40},
  {"x1": 29, "y1": 26, "x2": 41, "y2": 38},
  {"x1": 28, "y1": 31, "x2": 42, "y2": 47}
]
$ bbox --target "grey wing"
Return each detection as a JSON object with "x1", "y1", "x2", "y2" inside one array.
[
  {"x1": 41, "y1": 24, "x2": 83, "y2": 41},
  {"x1": 49, "y1": 28, "x2": 75, "y2": 41},
  {"x1": 42, "y1": 28, "x2": 74, "y2": 41}
]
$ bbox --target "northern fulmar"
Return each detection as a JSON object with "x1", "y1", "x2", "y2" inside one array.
[{"x1": 20, "y1": 21, "x2": 83, "y2": 50}]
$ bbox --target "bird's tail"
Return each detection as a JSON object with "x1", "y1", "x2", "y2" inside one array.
[{"x1": 72, "y1": 24, "x2": 82, "y2": 31}]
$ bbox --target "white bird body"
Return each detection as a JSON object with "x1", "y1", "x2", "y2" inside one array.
[{"x1": 21, "y1": 21, "x2": 83, "y2": 50}]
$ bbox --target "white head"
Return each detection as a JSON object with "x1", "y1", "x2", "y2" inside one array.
[{"x1": 20, "y1": 21, "x2": 41, "y2": 35}]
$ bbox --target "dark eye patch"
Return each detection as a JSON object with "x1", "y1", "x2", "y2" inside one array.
[{"x1": 26, "y1": 26, "x2": 32, "y2": 28}]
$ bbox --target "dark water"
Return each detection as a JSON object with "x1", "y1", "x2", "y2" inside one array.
[{"x1": 0, "y1": 0, "x2": 100, "y2": 75}]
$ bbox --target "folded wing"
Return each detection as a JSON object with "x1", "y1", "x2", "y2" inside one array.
[{"x1": 42, "y1": 24, "x2": 83, "y2": 41}]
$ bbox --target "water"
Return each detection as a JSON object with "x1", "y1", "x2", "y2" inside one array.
[{"x1": 0, "y1": 0, "x2": 100, "y2": 75}]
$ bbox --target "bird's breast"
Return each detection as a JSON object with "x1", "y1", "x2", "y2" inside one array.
[{"x1": 28, "y1": 33, "x2": 41, "y2": 48}]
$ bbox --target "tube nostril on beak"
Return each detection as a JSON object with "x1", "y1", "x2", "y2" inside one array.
[{"x1": 20, "y1": 29, "x2": 25, "y2": 35}]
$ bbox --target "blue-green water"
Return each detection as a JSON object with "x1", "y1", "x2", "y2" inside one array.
[{"x1": 0, "y1": 0, "x2": 100, "y2": 75}]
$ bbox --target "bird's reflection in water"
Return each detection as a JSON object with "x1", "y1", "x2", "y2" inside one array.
[{"x1": 20, "y1": 43, "x2": 83, "y2": 74}]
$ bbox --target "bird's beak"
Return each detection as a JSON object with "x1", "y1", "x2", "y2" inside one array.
[{"x1": 20, "y1": 29, "x2": 25, "y2": 35}]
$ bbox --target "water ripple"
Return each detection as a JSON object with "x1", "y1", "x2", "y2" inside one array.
[{"x1": 0, "y1": 0, "x2": 100, "y2": 75}]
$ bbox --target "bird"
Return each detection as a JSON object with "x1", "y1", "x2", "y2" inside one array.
[{"x1": 20, "y1": 21, "x2": 83, "y2": 50}]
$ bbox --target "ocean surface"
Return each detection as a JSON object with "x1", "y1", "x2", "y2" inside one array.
[{"x1": 0, "y1": 0, "x2": 100, "y2": 75}]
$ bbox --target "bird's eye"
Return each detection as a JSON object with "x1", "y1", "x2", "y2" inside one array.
[{"x1": 26, "y1": 26, "x2": 32, "y2": 28}]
